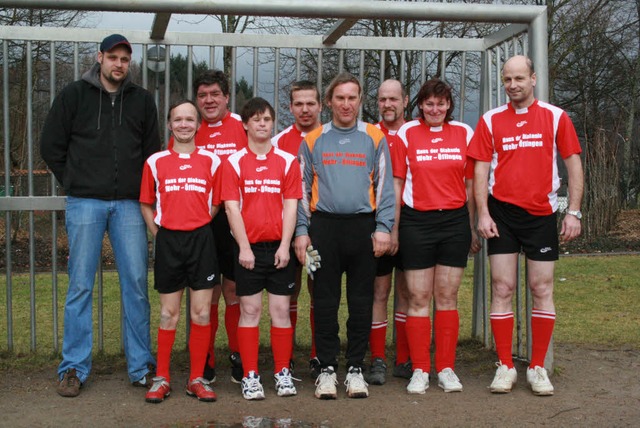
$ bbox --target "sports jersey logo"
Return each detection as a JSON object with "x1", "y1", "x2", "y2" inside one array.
[
  {"x1": 539, "y1": 247, "x2": 552, "y2": 253},
  {"x1": 338, "y1": 138, "x2": 351, "y2": 145},
  {"x1": 516, "y1": 121, "x2": 527, "y2": 128},
  {"x1": 256, "y1": 166, "x2": 268, "y2": 172},
  {"x1": 431, "y1": 138, "x2": 443, "y2": 143},
  {"x1": 179, "y1": 164, "x2": 192, "y2": 171},
  {"x1": 209, "y1": 131, "x2": 222, "y2": 138},
  {"x1": 287, "y1": 282, "x2": 295, "y2": 289},
  {"x1": 207, "y1": 273, "x2": 216, "y2": 281}
]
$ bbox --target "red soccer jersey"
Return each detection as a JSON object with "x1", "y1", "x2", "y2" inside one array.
[
  {"x1": 140, "y1": 148, "x2": 222, "y2": 231},
  {"x1": 393, "y1": 119, "x2": 474, "y2": 211},
  {"x1": 221, "y1": 146, "x2": 302, "y2": 243},
  {"x1": 272, "y1": 125, "x2": 307, "y2": 157},
  {"x1": 168, "y1": 112, "x2": 248, "y2": 162},
  {"x1": 376, "y1": 121, "x2": 402, "y2": 153},
  {"x1": 467, "y1": 100, "x2": 582, "y2": 215}
]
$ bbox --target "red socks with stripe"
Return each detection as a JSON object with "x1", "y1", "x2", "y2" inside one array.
[
  {"x1": 435, "y1": 309, "x2": 459, "y2": 372},
  {"x1": 530, "y1": 308, "x2": 555, "y2": 368},
  {"x1": 490, "y1": 312, "x2": 514, "y2": 368},
  {"x1": 394, "y1": 312, "x2": 409, "y2": 364},
  {"x1": 406, "y1": 316, "x2": 431, "y2": 372},
  {"x1": 369, "y1": 320, "x2": 388, "y2": 360}
]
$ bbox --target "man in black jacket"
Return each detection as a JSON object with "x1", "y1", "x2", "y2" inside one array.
[{"x1": 40, "y1": 34, "x2": 160, "y2": 397}]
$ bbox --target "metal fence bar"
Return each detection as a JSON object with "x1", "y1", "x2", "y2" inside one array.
[
  {"x1": 49, "y1": 40, "x2": 60, "y2": 353},
  {"x1": 3, "y1": 38, "x2": 13, "y2": 351}
]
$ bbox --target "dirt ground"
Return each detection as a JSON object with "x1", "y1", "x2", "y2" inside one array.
[{"x1": 0, "y1": 343, "x2": 638, "y2": 427}]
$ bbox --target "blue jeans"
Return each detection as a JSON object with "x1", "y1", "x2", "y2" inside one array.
[{"x1": 58, "y1": 197, "x2": 155, "y2": 383}]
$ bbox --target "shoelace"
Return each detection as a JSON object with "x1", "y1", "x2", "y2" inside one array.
[
  {"x1": 345, "y1": 371, "x2": 368, "y2": 388},
  {"x1": 244, "y1": 376, "x2": 262, "y2": 392},
  {"x1": 315, "y1": 372, "x2": 337, "y2": 387},
  {"x1": 149, "y1": 378, "x2": 168, "y2": 392},
  {"x1": 442, "y1": 370, "x2": 459, "y2": 383},
  {"x1": 191, "y1": 377, "x2": 213, "y2": 391}
]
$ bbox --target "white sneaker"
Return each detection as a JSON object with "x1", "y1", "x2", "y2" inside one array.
[
  {"x1": 314, "y1": 366, "x2": 338, "y2": 399},
  {"x1": 344, "y1": 366, "x2": 369, "y2": 398},
  {"x1": 274, "y1": 368, "x2": 298, "y2": 397},
  {"x1": 407, "y1": 369, "x2": 429, "y2": 394},
  {"x1": 241, "y1": 371, "x2": 265, "y2": 400},
  {"x1": 526, "y1": 366, "x2": 554, "y2": 396},
  {"x1": 437, "y1": 368, "x2": 463, "y2": 392},
  {"x1": 490, "y1": 363, "x2": 517, "y2": 393}
]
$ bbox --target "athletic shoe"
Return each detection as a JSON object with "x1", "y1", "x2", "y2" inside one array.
[
  {"x1": 241, "y1": 371, "x2": 265, "y2": 400},
  {"x1": 274, "y1": 368, "x2": 298, "y2": 397},
  {"x1": 186, "y1": 377, "x2": 217, "y2": 402},
  {"x1": 309, "y1": 357, "x2": 321, "y2": 380},
  {"x1": 344, "y1": 366, "x2": 369, "y2": 398},
  {"x1": 367, "y1": 357, "x2": 387, "y2": 385},
  {"x1": 526, "y1": 366, "x2": 554, "y2": 396},
  {"x1": 407, "y1": 369, "x2": 429, "y2": 394},
  {"x1": 392, "y1": 360, "x2": 413, "y2": 379},
  {"x1": 145, "y1": 377, "x2": 171, "y2": 403},
  {"x1": 229, "y1": 352, "x2": 243, "y2": 384},
  {"x1": 57, "y1": 368, "x2": 82, "y2": 397},
  {"x1": 314, "y1": 366, "x2": 338, "y2": 399},
  {"x1": 490, "y1": 363, "x2": 517, "y2": 393},
  {"x1": 437, "y1": 368, "x2": 463, "y2": 392},
  {"x1": 203, "y1": 359, "x2": 216, "y2": 383},
  {"x1": 132, "y1": 364, "x2": 156, "y2": 388}
]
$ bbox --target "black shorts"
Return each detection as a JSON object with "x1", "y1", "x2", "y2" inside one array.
[
  {"x1": 234, "y1": 241, "x2": 296, "y2": 297},
  {"x1": 487, "y1": 195, "x2": 559, "y2": 261},
  {"x1": 211, "y1": 210, "x2": 235, "y2": 281},
  {"x1": 154, "y1": 224, "x2": 220, "y2": 294},
  {"x1": 376, "y1": 253, "x2": 403, "y2": 277},
  {"x1": 399, "y1": 205, "x2": 471, "y2": 270}
]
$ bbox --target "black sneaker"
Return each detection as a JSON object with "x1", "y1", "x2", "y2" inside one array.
[
  {"x1": 132, "y1": 364, "x2": 156, "y2": 388},
  {"x1": 392, "y1": 360, "x2": 413, "y2": 379},
  {"x1": 229, "y1": 352, "x2": 243, "y2": 384},
  {"x1": 309, "y1": 357, "x2": 321, "y2": 380},
  {"x1": 57, "y1": 368, "x2": 82, "y2": 397},
  {"x1": 367, "y1": 357, "x2": 387, "y2": 385},
  {"x1": 203, "y1": 361, "x2": 217, "y2": 383}
]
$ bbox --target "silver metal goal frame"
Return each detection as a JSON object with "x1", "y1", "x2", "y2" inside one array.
[{"x1": 0, "y1": 0, "x2": 550, "y2": 367}]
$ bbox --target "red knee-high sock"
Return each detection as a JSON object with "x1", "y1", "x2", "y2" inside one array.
[
  {"x1": 271, "y1": 326, "x2": 294, "y2": 373},
  {"x1": 406, "y1": 316, "x2": 431, "y2": 372},
  {"x1": 237, "y1": 326, "x2": 260, "y2": 377},
  {"x1": 189, "y1": 322, "x2": 211, "y2": 381},
  {"x1": 369, "y1": 320, "x2": 388, "y2": 360},
  {"x1": 530, "y1": 309, "x2": 555, "y2": 368},
  {"x1": 225, "y1": 303, "x2": 240, "y2": 353},
  {"x1": 309, "y1": 304, "x2": 316, "y2": 359},
  {"x1": 435, "y1": 310, "x2": 459, "y2": 372},
  {"x1": 394, "y1": 312, "x2": 409, "y2": 364},
  {"x1": 207, "y1": 304, "x2": 219, "y2": 366},
  {"x1": 289, "y1": 302, "x2": 298, "y2": 332},
  {"x1": 156, "y1": 328, "x2": 176, "y2": 382},
  {"x1": 490, "y1": 312, "x2": 514, "y2": 368}
]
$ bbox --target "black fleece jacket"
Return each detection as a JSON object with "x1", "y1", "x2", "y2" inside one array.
[{"x1": 40, "y1": 63, "x2": 161, "y2": 200}]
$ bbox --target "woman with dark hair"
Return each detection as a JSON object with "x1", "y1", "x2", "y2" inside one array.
[{"x1": 392, "y1": 78, "x2": 481, "y2": 394}]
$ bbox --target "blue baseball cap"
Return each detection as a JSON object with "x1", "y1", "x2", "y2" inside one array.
[{"x1": 100, "y1": 34, "x2": 132, "y2": 53}]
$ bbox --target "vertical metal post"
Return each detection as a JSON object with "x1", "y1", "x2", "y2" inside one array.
[
  {"x1": 187, "y1": 45, "x2": 194, "y2": 100},
  {"x1": 295, "y1": 48, "x2": 301, "y2": 80},
  {"x1": 50, "y1": 40, "x2": 60, "y2": 353},
  {"x1": 274, "y1": 47, "x2": 280, "y2": 129},
  {"x1": 253, "y1": 47, "x2": 259, "y2": 97},
  {"x1": 230, "y1": 46, "x2": 237, "y2": 112},
  {"x1": 420, "y1": 50, "x2": 426, "y2": 84},
  {"x1": 459, "y1": 52, "x2": 466, "y2": 122},
  {"x1": 3, "y1": 39, "x2": 13, "y2": 351},
  {"x1": 338, "y1": 49, "x2": 344, "y2": 73},
  {"x1": 25, "y1": 41, "x2": 37, "y2": 351},
  {"x1": 316, "y1": 49, "x2": 323, "y2": 99}
]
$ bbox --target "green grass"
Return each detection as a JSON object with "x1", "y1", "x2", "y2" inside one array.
[{"x1": 0, "y1": 255, "x2": 638, "y2": 370}]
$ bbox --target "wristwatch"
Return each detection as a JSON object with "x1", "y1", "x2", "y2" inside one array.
[{"x1": 567, "y1": 210, "x2": 582, "y2": 220}]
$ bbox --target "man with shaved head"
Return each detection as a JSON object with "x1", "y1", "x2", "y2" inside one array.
[
  {"x1": 366, "y1": 79, "x2": 411, "y2": 385},
  {"x1": 467, "y1": 55, "x2": 584, "y2": 396}
]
